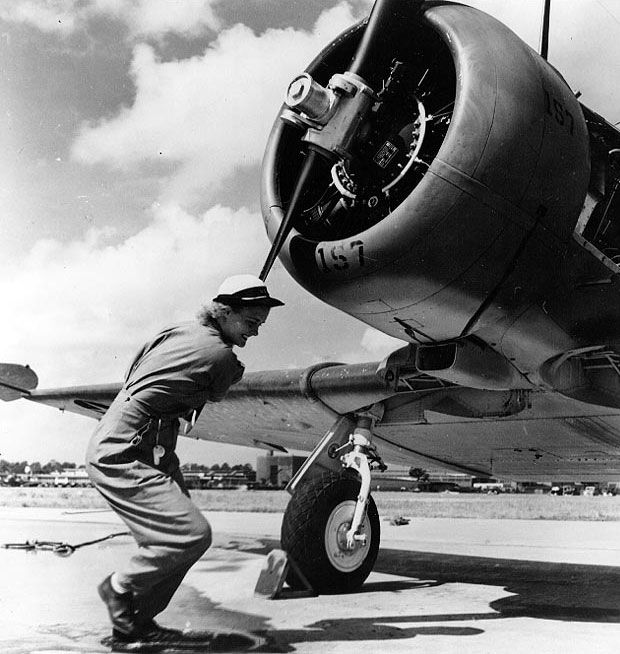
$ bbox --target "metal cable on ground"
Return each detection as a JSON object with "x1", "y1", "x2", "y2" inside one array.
[{"x1": 1, "y1": 531, "x2": 130, "y2": 556}]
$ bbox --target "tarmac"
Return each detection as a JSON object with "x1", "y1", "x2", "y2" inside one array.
[{"x1": 1, "y1": 506, "x2": 620, "y2": 653}]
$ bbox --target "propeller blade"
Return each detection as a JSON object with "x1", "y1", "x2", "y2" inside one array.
[
  {"x1": 259, "y1": 148, "x2": 323, "y2": 281},
  {"x1": 349, "y1": 0, "x2": 422, "y2": 89}
]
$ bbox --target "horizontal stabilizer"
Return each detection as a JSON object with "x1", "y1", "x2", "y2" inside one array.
[{"x1": 0, "y1": 363, "x2": 39, "y2": 401}]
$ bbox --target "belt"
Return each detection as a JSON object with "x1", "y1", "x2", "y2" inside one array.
[{"x1": 120, "y1": 389, "x2": 196, "y2": 464}]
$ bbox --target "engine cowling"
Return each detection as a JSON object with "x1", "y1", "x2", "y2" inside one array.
[{"x1": 261, "y1": 2, "x2": 590, "y2": 343}]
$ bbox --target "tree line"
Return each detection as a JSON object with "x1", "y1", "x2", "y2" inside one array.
[
  {"x1": 0, "y1": 459, "x2": 78, "y2": 475},
  {"x1": 0, "y1": 459, "x2": 255, "y2": 475}
]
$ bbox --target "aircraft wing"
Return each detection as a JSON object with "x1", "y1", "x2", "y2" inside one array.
[
  {"x1": 21, "y1": 383, "x2": 121, "y2": 419},
  {"x1": 3, "y1": 359, "x2": 620, "y2": 482}
]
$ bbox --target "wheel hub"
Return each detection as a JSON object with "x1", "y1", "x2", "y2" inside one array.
[{"x1": 324, "y1": 500, "x2": 371, "y2": 572}]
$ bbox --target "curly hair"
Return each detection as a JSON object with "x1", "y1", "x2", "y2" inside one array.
[{"x1": 197, "y1": 301, "x2": 232, "y2": 326}]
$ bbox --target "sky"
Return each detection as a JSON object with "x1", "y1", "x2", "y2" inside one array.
[{"x1": 1, "y1": 0, "x2": 620, "y2": 467}]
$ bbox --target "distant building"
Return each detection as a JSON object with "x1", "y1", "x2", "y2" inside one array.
[
  {"x1": 3, "y1": 468, "x2": 91, "y2": 487},
  {"x1": 52, "y1": 468, "x2": 91, "y2": 487},
  {"x1": 256, "y1": 454, "x2": 306, "y2": 488},
  {"x1": 370, "y1": 468, "x2": 473, "y2": 492},
  {"x1": 183, "y1": 469, "x2": 256, "y2": 490},
  {"x1": 254, "y1": 458, "x2": 479, "y2": 491}
]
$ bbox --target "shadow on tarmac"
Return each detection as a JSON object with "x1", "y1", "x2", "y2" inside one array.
[
  {"x1": 222, "y1": 535, "x2": 620, "y2": 624},
  {"x1": 226, "y1": 536, "x2": 620, "y2": 624},
  {"x1": 254, "y1": 623, "x2": 484, "y2": 652},
  {"x1": 169, "y1": 581, "x2": 484, "y2": 654},
  {"x1": 374, "y1": 547, "x2": 620, "y2": 623},
  {"x1": 163, "y1": 535, "x2": 620, "y2": 652}
]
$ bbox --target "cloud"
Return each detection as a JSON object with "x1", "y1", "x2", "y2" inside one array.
[
  {"x1": 0, "y1": 0, "x2": 78, "y2": 34},
  {"x1": 70, "y1": 3, "x2": 363, "y2": 203},
  {"x1": 0, "y1": 196, "x2": 377, "y2": 381},
  {"x1": 0, "y1": 0, "x2": 221, "y2": 37},
  {"x1": 0, "y1": 202, "x2": 270, "y2": 384},
  {"x1": 94, "y1": 0, "x2": 221, "y2": 37}
]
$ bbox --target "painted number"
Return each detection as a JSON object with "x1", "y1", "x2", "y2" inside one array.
[
  {"x1": 543, "y1": 89, "x2": 574, "y2": 135},
  {"x1": 317, "y1": 240, "x2": 365, "y2": 272}
]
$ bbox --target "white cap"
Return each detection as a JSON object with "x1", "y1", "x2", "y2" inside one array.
[{"x1": 213, "y1": 274, "x2": 284, "y2": 307}]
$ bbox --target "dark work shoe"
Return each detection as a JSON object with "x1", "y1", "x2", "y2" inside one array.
[{"x1": 97, "y1": 574, "x2": 136, "y2": 636}]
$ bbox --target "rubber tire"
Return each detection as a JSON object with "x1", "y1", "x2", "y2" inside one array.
[{"x1": 281, "y1": 470, "x2": 380, "y2": 594}]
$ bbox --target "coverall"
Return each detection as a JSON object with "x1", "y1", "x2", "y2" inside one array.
[{"x1": 86, "y1": 319, "x2": 244, "y2": 623}]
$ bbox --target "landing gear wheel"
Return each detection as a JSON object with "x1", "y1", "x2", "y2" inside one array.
[{"x1": 281, "y1": 470, "x2": 380, "y2": 593}]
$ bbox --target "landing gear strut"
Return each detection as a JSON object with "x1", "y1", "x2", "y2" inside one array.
[{"x1": 281, "y1": 408, "x2": 385, "y2": 593}]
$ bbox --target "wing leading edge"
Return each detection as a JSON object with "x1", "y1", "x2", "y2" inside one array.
[{"x1": 3, "y1": 357, "x2": 620, "y2": 481}]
